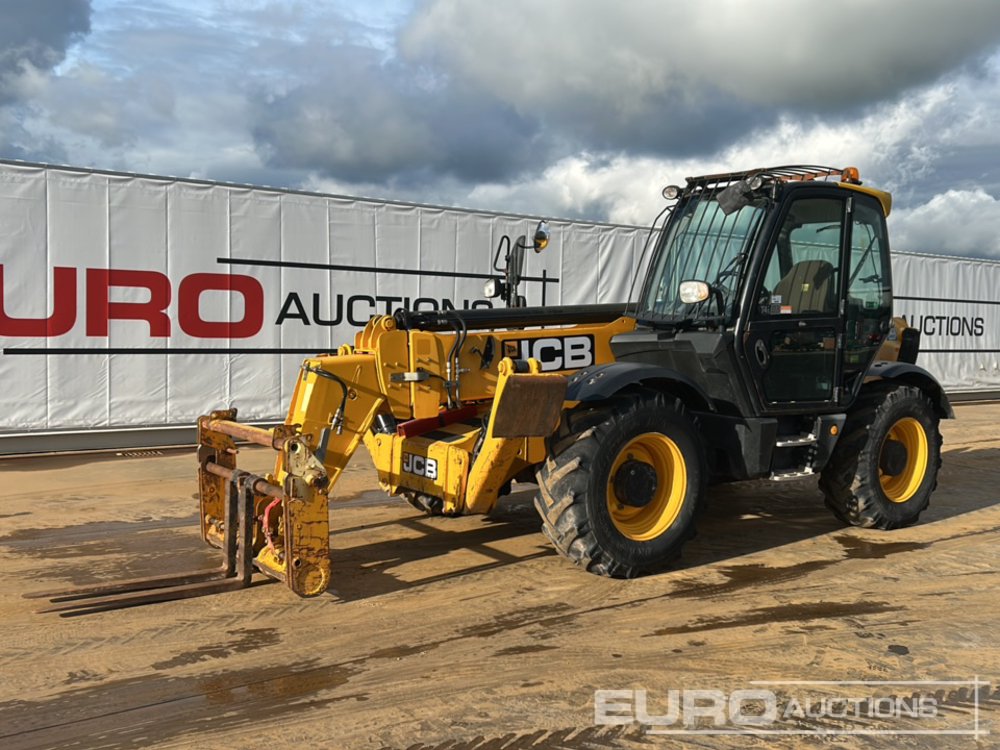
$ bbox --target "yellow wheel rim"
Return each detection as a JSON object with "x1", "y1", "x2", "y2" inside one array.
[
  {"x1": 606, "y1": 432, "x2": 687, "y2": 541},
  {"x1": 879, "y1": 417, "x2": 928, "y2": 503}
]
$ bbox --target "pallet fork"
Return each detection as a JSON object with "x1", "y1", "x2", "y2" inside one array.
[{"x1": 27, "y1": 465, "x2": 258, "y2": 616}]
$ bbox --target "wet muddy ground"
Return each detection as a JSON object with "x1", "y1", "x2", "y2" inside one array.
[{"x1": 0, "y1": 403, "x2": 998, "y2": 749}]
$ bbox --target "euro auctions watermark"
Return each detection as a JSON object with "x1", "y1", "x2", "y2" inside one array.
[{"x1": 595, "y1": 679, "x2": 990, "y2": 737}]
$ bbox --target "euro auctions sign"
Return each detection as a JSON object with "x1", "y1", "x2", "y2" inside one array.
[
  {"x1": 0, "y1": 265, "x2": 498, "y2": 341},
  {"x1": 0, "y1": 162, "x2": 643, "y2": 431}
]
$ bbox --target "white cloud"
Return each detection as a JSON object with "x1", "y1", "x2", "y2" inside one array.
[
  {"x1": 402, "y1": 0, "x2": 1000, "y2": 116},
  {"x1": 891, "y1": 189, "x2": 1000, "y2": 257},
  {"x1": 450, "y1": 80, "x2": 966, "y2": 226}
]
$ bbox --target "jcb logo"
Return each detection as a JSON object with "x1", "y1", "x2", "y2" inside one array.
[
  {"x1": 402, "y1": 453, "x2": 438, "y2": 480},
  {"x1": 505, "y1": 335, "x2": 595, "y2": 372}
]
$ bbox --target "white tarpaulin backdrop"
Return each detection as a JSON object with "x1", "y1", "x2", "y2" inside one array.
[
  {"x1": 1, "y1": 162, "x2": 998, "y2": 436},
  {"x1": 0, "y1": 162, "x2": 646, "y2": 432},
  {"x1": 891, "y1": 252, "x2": 1000, "y2": 394}
]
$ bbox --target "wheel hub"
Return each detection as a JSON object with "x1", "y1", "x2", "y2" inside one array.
[
  {"x1": 879, "y1": 438, "x2": 908, "y2": 476},
  {"x1": 879, "y1": 417, "x2": 930, "y2": 504},
  {"x1": 612, "y1": 459, "x2": 658, "y2": 508}
]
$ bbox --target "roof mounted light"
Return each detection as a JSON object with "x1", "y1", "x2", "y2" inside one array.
[
  {"x1": 662, "y1": 185, "x2": 681, "y2": 200},
  {"x1": 748, "y1": 174, "x2": 765, "y2": 190}
]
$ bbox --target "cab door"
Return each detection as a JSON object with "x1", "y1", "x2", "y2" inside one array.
[{"x1": 741, "y1": 194, "x2": 846, "y2": 411}]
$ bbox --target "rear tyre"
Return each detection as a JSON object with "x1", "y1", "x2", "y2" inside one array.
[
  {"x1": 819, "y1": 384, "x2": 941, "y2": 529},
  {"x1": 534, "y1": 389, "x2": 705, "y2": 578}
]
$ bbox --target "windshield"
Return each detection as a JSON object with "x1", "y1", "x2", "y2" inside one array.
[{"x1": 638, "y1": 196, "x2": 765, "y2": 322}]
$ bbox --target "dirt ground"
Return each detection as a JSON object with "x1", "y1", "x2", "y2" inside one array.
[{"x1": 0, "y1": 403, "x2": 997, "y2": 749}]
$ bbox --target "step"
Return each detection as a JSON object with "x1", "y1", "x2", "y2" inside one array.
[
  {"x1": 775, "y1": 433, "x2": 818, "y2": 448},
  {"x1": 769, "y1": 466, "x2": 815, "y2": 482}
]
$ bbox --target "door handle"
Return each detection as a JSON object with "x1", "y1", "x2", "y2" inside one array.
[{"x1": 754, "y1": 339, "x2": 770, "y2": 369}]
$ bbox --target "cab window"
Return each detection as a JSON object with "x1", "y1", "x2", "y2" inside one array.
[
  {"x1": 844, "y1": 196, "x2": 892, "y2": 354},
  {"x1": 759, "y1": 197, "x2": 843, "y2": 317}
]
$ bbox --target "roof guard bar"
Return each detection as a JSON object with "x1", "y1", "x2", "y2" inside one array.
[{"x1": 685, "y1": 165, "x2": 862, "y2": 189}]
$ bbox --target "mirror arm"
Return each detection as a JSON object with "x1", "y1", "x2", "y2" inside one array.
[{"x1": 713, "y1": 286, "x2": 727, "y2": 317}]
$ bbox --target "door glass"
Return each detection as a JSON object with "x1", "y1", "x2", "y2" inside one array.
[
  {"x1": 759, "y1": 198, "x2": 842, "y2": 317},
  {"x1": 845, "y1": 198, "x2": 891, "y2": 365},
  {"x1": 755, "y1": 197, "x2": 844, "y2": 403}
]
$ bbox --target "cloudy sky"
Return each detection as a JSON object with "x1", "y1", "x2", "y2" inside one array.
[{"x1": 3, "y1": 0, "x2": 1000, "y2": 257}]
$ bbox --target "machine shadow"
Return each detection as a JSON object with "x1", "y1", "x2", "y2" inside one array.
[
  {"x1": 327, "y1": 493, "x2": 548, "y2": 601},
  {"x1": 327, "y1": 444, "x2": 1000, "y2": 602}
]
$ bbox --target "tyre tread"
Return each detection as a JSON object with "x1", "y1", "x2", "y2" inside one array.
[
  {"x1": 534, "y1": 389, "x2": 703, "y2": 578},
  {"x1": 819, "y1": 384, "x2": 942, "y2": 529}
]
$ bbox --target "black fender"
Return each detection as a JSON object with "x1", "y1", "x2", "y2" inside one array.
[
  {"x1": 565, "y1": 362, "x2": 716, "y2": 412},
  {"x1": 866, "y1": 361, "x2": 954, "y2": 419}
]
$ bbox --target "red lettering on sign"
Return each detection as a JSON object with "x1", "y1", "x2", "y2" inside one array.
[
  {"x1": 86, "y1": 268, "x2": 172, "y2": 337},
  {"x1": 2, "y1": 266, "x2": 265, "y2": 339},
  {"x1": 0, "y1": 265, "x2": 77, "y2": 337},
  {"x1": 178, "y1": 273, "x2": 264, "y2": 338}
]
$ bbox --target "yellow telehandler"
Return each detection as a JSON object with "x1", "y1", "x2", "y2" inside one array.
[{"x1": 33, "y1": 165, "x2": 950, "y2": 614}]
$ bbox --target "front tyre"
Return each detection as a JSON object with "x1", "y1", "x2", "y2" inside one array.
[
  {"x1": 820, "y1": 384, "x2": 942, "y2": 529},
  {"x1": 534, "y1": 389, "x2": 705, "y2": 578}
]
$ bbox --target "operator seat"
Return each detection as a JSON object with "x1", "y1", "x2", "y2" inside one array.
[{"x1": 773, "y1": 259, "x2": 836, "y2": 314}]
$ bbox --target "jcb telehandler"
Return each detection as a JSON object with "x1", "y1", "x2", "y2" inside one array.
[{"x1": 33, "y1": 165, "x2": 951, "y2": 614}]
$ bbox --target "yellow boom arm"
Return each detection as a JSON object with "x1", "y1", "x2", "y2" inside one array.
[{"x1": 195, "y1": 313, "x2": 635, "y2": 597}]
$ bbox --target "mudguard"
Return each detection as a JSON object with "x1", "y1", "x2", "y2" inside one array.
[
  {"x1": 565, "y1": 361, "x2": 715, "y2": 412},
  {"x1": 866, "y1": 360, "x2": 954, "y2": 418}
]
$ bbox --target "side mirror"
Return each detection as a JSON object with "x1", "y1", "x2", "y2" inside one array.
[
  {"x1": 509, "y1": 235, "x2": 527, "y2": 297},
  {"x1": 716, "y1": 180, "x2": 752, "y2": 215},
  {"x1": 679, "y1": 280, "x2": 711, "y2": 304},
  {"x1": 717, "y1": 174, "x2": 764, "y2": 215},
  {"x1": 532, "y1": 220, "x2": 550, "y2": 252},
  {"x1": 489, "y1": 221, "x2": 551, "y2": 309}
]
